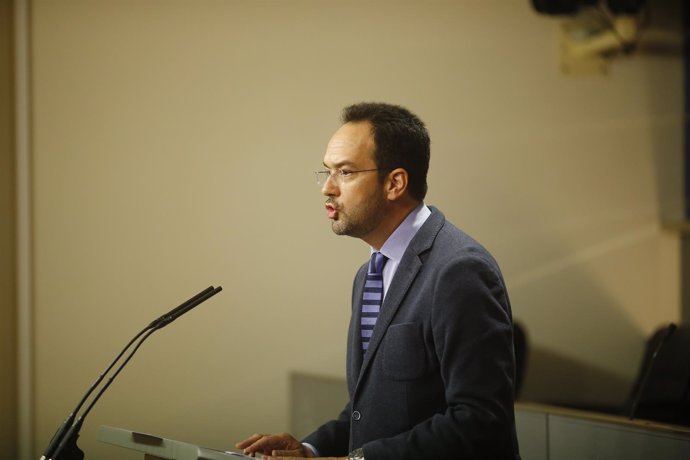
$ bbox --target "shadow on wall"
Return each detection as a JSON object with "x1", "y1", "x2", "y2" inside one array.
[
  {"x1": 519, "y1": 322, "x2": 690, "y2": 428},
  {"x1": 508, "y1": 241, "x2": 652, "y2": 410},
  {"x1": 519, "y1": 344, "x2": 631, "y2": 412}
]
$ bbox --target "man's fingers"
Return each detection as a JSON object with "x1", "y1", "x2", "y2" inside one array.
[
  {"x1": 236, "y1": 434, "x2": 276, "y2": 454},
  {"x1": 235, "y1": 433, "x2": 264, "y2": 449},
  {"x1": 235, "y1": 432, "x2": 303, "y2": 457}
]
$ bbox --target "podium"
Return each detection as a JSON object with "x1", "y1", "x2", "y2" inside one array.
[{"x1": 98, "y1": 425, "x2": 252, "y2": 460}]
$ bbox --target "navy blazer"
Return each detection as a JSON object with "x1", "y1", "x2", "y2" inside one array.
[{"x1": 303, "y1": 207, "x2": 520, "y2": 460}]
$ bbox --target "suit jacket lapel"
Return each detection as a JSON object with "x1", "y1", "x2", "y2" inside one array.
[
  {"x1": 358, "y1": 254, "x2": 422, "y2": 378},
  {"x1": 349, "y1": 265, "x2": 367, "y2": 386}
]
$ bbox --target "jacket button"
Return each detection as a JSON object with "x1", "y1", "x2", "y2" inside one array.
[{"x1": 352, "y1": 410, "x2": 361, "y2": 421}]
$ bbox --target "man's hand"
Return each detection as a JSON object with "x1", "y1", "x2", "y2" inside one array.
[
  {"x1": 235, "y1": 432, "x2": 315, "y2": 458},
  {"x1": 264, "y1": 457, "x2": 345, "y2": 460}
]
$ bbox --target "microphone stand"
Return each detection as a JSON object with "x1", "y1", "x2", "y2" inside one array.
[{"x1": 40, "y1": 286, "x2": 222, "y2": 460}]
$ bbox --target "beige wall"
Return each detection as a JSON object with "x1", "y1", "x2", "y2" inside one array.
[
  {"x1": 0, "y1": 0, "x2": 17, "y2": 458},
  {"x1": 24, "y1": 1, "x2": 684, "y2": 459}
]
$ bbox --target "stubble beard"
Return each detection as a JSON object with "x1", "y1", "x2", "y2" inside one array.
[{"x1": 330, "y1": 193, "x2": 387, "y2": 239}]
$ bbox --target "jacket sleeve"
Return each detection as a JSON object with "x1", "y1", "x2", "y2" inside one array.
[{"x1": 302, "y1": 402, "x2": 352, "y2": 457}]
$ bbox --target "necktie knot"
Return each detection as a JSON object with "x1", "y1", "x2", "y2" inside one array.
[{"x1": 369, "y1": 252, "x2": 387, "y2": 275}]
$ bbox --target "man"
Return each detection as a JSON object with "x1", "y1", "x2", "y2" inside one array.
[{"x1": 236, "y1": 103, "x2": 520, "y2": 460}]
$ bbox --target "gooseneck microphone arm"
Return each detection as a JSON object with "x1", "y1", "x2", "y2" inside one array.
[
  {"x1": 49, "y1": 328, "x2": 158, "y2": 460},
  {"x1": 39, "y1": 325, "x2": 151, "y2": 460},
  {"x1": 40, "y1": 286, "x2": 222, "y2": 460}
]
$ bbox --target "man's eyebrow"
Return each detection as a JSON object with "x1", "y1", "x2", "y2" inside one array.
[{"x1": 323, "y1": 161, "x2": 354, "y2": 169}]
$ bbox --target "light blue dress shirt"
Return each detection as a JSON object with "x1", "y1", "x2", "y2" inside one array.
[{"x1": 376, "y1": 203, "x2": 431, "y2": 299}]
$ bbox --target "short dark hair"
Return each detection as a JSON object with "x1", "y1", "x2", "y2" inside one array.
[{"x1": 341, "y1": 102, "x2": 430, "y2": 201}]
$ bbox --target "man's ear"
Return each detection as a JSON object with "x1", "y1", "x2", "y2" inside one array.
[{"x1": 385, "y1": 168, "x2": 408, "y2": 201}]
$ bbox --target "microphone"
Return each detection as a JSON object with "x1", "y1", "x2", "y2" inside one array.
[
  {"x1": 41, "y1": 286, "x2": 223, "y2": 460},
  {"x1": 147, "y1": 286, "x2": 216, "y2": 329},
  {"x1": 627, "y1": 322, "x2": 677, "y2": 420},
  {"x1": 153, "y1": 286, "x2": 222, "y2": 329}
]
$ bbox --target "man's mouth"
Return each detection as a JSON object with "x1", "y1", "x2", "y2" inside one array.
[{"x1": 325, "y1": 202, "x2": 338, "y2": 220}]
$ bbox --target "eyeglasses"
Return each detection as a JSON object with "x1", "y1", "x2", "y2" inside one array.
[{"x1": 315, "y1": 168, "x2": 387, "y2": 186}]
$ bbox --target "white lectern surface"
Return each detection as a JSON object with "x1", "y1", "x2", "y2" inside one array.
[{"x1": 98, "y1": 425, "x2": 252, "y2": 460}]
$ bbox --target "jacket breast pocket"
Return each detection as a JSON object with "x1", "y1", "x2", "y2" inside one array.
[{"x1": 381, "y1": 322, "x2": 427, "y2": 381}]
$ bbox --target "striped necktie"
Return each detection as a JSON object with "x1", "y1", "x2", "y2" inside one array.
[{"x1": 360, "y1": 252, "x2": 387, "y2": 352}]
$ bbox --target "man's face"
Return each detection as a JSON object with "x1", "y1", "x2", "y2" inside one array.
[{"x1": 321, "y1": 121, "x2": 388, "y2": 244}]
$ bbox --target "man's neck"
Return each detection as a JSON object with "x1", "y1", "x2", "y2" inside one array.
[{"x1": 364, "y1": 198, "x2": 422, "y2": 250}]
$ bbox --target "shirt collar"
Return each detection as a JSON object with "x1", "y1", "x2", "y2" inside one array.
[{"x1": 375, "y1": 203, "x2": 431, "y2": 263}]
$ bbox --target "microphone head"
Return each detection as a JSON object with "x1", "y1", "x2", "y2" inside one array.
[{"x1": 155, "y1": 286, "x2": 222, "y2": 329}]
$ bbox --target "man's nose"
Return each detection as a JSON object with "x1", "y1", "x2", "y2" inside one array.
[{"x1": 321, "y1": 174, "x2": 338, "y2": 196}]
